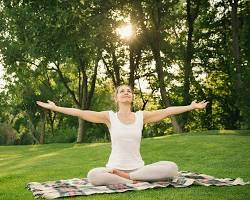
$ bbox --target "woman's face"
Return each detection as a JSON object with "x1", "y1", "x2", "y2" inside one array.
[{"x1": 115, "y1": 85, "x2": 133, "y2": 104}]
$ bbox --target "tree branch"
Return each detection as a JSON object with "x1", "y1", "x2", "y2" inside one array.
[{"x1": 54, "y1": 62, "x2": 79, "y2": 106}]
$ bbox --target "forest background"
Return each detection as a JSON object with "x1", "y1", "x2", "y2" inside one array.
[{"x1": 0, "y1": 0, "x2": 249, "y2": 145}]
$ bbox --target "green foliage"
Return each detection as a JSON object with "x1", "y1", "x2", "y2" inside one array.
[
  {"x1": 19, "y1": 132, "x2": 34, "y2": 145},
  {"x1": 239, "y1": 1, "x2": 250, "y2": 129},
  {"x1": 0, "y1": 0, "x2": 250, "y2": 145},
  {"x1": 89, "y1": 79, "x2": 116, "y2": 111},
  {"x1": 241, "y1": 69, "x2": 250, "y2": 129},
  {"x1": 0, "y1": 123, "x2": 17, "y2": 145},
  {"x1": 85, "y1": 123, "x2": 110, "y2": 143},
  {"x1": 143, "y1": 121, "x2": 173, "y2": 138},
  {"x1": 45, "y1": 127, "x2": 77, "y2": 143}
]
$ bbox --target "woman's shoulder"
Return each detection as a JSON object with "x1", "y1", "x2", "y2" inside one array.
[
  {"x1": 97, "y1": 110, "x2": 114, "y2": 120},
  {"x1": 105, "y1": 110, "x2": 116, "y2": 118},
  {"x1": 135, "y1": 110, "x2": 144, "y2": 118}
]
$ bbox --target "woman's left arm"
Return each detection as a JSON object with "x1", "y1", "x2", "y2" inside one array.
[{"x1": 143, "y1": 100, "x2": 208, "y2": 124}]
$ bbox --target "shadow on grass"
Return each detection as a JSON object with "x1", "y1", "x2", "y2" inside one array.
[{"x1": 184, "y1": 130, "x2": 250, "y2": 136}]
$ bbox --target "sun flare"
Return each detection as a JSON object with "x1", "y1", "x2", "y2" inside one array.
[{"x1": 116, "y1": 24, "x2": 133, "y2": 39}]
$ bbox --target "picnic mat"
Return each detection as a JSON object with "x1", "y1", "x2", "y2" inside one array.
[{"x1": 26, "y1": 171, "x2": 250, "y2": 199}]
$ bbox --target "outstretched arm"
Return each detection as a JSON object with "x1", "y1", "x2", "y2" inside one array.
[
  {"x1": 143, "y1": 100, "x2": 208, "y2": 124},
  {"x1": 36, "y1": 100, "x2": 109, "y2": 124}
]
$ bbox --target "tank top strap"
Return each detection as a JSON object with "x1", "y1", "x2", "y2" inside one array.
[
  {"x1": 108, "y1": 110, "x2": 116, "y2": 124},
  {"x1": 136, "y1": 110, "x2": 144, "y2": 129}
]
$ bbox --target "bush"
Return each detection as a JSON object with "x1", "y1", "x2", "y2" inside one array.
[
  {"x1": 143, "y1": 121, "x2": 172, "y2": 138},
  {"x1": 85, "y1": 122, "x2": 110, "y2": 143},
  {"x1": 0, "y1": 123, "x2": 17, "y2": 145},
  {"x1": 19, "y1": 132, "x2": 34, "y2": 145},
  {"x1": 46, "y1": 127, "x2": 77, "y2": 143}
]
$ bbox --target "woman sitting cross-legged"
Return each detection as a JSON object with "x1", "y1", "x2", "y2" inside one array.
[{"x1": 36, "y1": 84, "x2": 208, "y2": 186}]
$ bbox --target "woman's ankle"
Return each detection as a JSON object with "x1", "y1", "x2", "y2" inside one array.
[
  {"x1": 111, "y1": 169, "x2": 131, "y2": 180},
  {"x1": 109, "y1": 169, "x2": 141, "y2": 184}
]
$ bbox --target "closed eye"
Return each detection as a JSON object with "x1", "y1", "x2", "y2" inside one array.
[{"x1": 120, "y1": 89, "x2": 131, "y2": 93}]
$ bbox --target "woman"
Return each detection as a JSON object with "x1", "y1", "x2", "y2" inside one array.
[{"x1": 36, "y1": 84, "x2": 208, "y2": 186}]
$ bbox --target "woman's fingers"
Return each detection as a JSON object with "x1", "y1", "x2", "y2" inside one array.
[
  {"x1": 36, "y1": 101, "x2": 49, "y2": 108},
  {"x1": 36, "y1": 100, "x2": 57, "y2": 111},
  {"x1": 48, "y1": 100, "x2": 55, "y2": 105},
  {"x1": 203, "y1": 101, "x2": 209, "y2": 106},
  {"x1": 36, "y1": 101, "x2": 44, "y2": 106},
  {"x1": 201, "y1": 101, "x2": 209, "y2": 108},
  {"x1": 199, "y1": 100, "x2": 208, "y2": 104},
  {"x1": 194, "y1": 100, "x2": 208, "y2": 109},
  {"x1": 190, "y1": 100, "x2": 209, "y2": 109}
]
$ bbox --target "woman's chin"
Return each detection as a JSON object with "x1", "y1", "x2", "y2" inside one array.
[{"x1": 120, "y1": 101, "x2": 132, "y2": 104}]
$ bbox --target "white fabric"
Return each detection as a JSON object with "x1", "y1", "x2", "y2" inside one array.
[
  {"x1": 88, "y1": 161, "x2": 179, "y2": 186},
  {"x1": 105, "y1": 110, "x2": 145, "y2": 170}
]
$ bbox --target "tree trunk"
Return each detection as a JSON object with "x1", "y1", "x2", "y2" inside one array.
[
  {"x1": 182, "y1": 0, "x2": 201, "y2": 129},
  {"x1": 39, "y1": 111, "x2": 46, "y2": 144},
  {"x1": 87, "y1": 50, "x2": 101, "y2": 108},
  {"x1": 149, "y1": 1, "x2": 182, "y2": 133},
  {"x1": 26, "y1": 112, "x2": 40, "y2": 144},
  {"x1": 112, "y1": 49, "x2": 121, "y2": 86},
  {"x1": 77, "y1": 51, "x2": 100, "y2": 143},
  {"x1": 28, "y1": 121, "x2": 40, "y2": 144},
  {"x1": 77, "y1": 118, "x2": 85, "y2": 143},
  {"x1": 129, "y1": 45, "x2": 136, "y2": 90},
  {"x1": 77, "y1": 70, "x2": 88, "y2": 143},
  {"x1": 49, "y1": 112, "x2": 55, "y2": 136},
  {"x1": 230, "y1": 0, "x2": 242, "y2": 128},
  {"x1": 152, "y1": 46, "x2": 182, "y2": 133},
  {"x1": 182, "y1": 0, "x2": 193, "y2": 129},
  {"x1": 204, "y1": 91, "x2": 213, "y2": 130},
  {"x1": 102, "y1": 48, "x2": 122, "y2": 87},
  {"x1": 231, "y1": 0, "x2": 241, "y2": 90}
]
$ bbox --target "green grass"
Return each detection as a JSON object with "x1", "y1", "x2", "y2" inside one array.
[{"x1": 0, "y1": 130, "x2": 250, "y2": 200}]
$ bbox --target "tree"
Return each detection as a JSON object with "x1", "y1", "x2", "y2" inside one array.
[
  {"x1": 0, "y1": 0, "x2": 104, "y2": 142},
  {"x1": 229, "y1": 0, "x2": 242, "y2": 128},
  {"x1": 133, "y1": 0, "x2": 183, "y2": 132},
  {"x1": 182, "y1": 0, "x2": 203, "y2": 129}
]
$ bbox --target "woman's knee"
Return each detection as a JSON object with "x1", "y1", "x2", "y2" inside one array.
[
  {"x1": 87, "y1": 167, "x2": 105, "y2": 176},
  {"x1": 87, "y1": 167, "x2": 107, "y2": 185},
  {"x1": 157, "y1": 161, "x2": 178, "y2": 168},
  {"x1": 157, "y1": 161, "x2": 179, "y2": 176}
]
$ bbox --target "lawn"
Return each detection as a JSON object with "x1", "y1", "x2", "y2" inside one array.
[{"x1": 0, "y1": 130, "x2": 249, "y2": 200}]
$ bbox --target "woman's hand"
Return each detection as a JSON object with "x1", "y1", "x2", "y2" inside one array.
[
  {"x1": 36, "y1": 100, "x2": 57, "y2": 111},
  {"x1": 190, "y1": 100, "x2": 209, "y2": 109}
]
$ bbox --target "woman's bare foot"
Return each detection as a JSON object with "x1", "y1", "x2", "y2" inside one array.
[
  {"x1": 132, "y1": 180, "x2": 142, "y2": 184},
  {"x1": 110, "y1": 169, "x2": 142, "y2": 184},
  {"x1": 111, "y1": 169, "x2": 130, "y2": 179}
]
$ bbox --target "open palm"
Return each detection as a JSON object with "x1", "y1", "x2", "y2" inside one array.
[
  {"x1": 191, "y1": 100, "x2": 209, "y2": 109},
  {"x1": 36, "y1": 100, "x2": 56, "y2": 110}
]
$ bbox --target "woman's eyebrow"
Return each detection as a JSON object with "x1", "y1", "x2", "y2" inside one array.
[{"x1": 119, "y1": 88, "x2": 131, "y2": 92}]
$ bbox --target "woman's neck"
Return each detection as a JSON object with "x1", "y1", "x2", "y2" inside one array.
[{"x1": 117, "y1": 103, "x2": 132, "y2": 114}]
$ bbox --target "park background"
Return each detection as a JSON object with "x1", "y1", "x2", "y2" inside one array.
[
  {"x1": 0, "y1": 1, "x2": 250, "y2": 200},
  {"x1": 0, "y1": 0, "x2": 250, "y2": 144}
]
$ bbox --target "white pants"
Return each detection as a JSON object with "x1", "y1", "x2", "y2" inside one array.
[{"x1": 87, "y1": 161, "x2": 179, "y2": 186}]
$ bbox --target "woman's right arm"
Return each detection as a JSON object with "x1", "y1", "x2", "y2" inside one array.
[{"x1": 36, "y1": 100, "x2": 109, "y2": 124}]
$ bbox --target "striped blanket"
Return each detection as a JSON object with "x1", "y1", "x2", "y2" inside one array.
[{"x1": 26, "y1": 171, "x2": 250, "y2": 199}]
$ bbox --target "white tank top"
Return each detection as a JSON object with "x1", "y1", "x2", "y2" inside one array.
[{"x1": 105, "y1": 110, "x2": 145, "y2": 170}]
